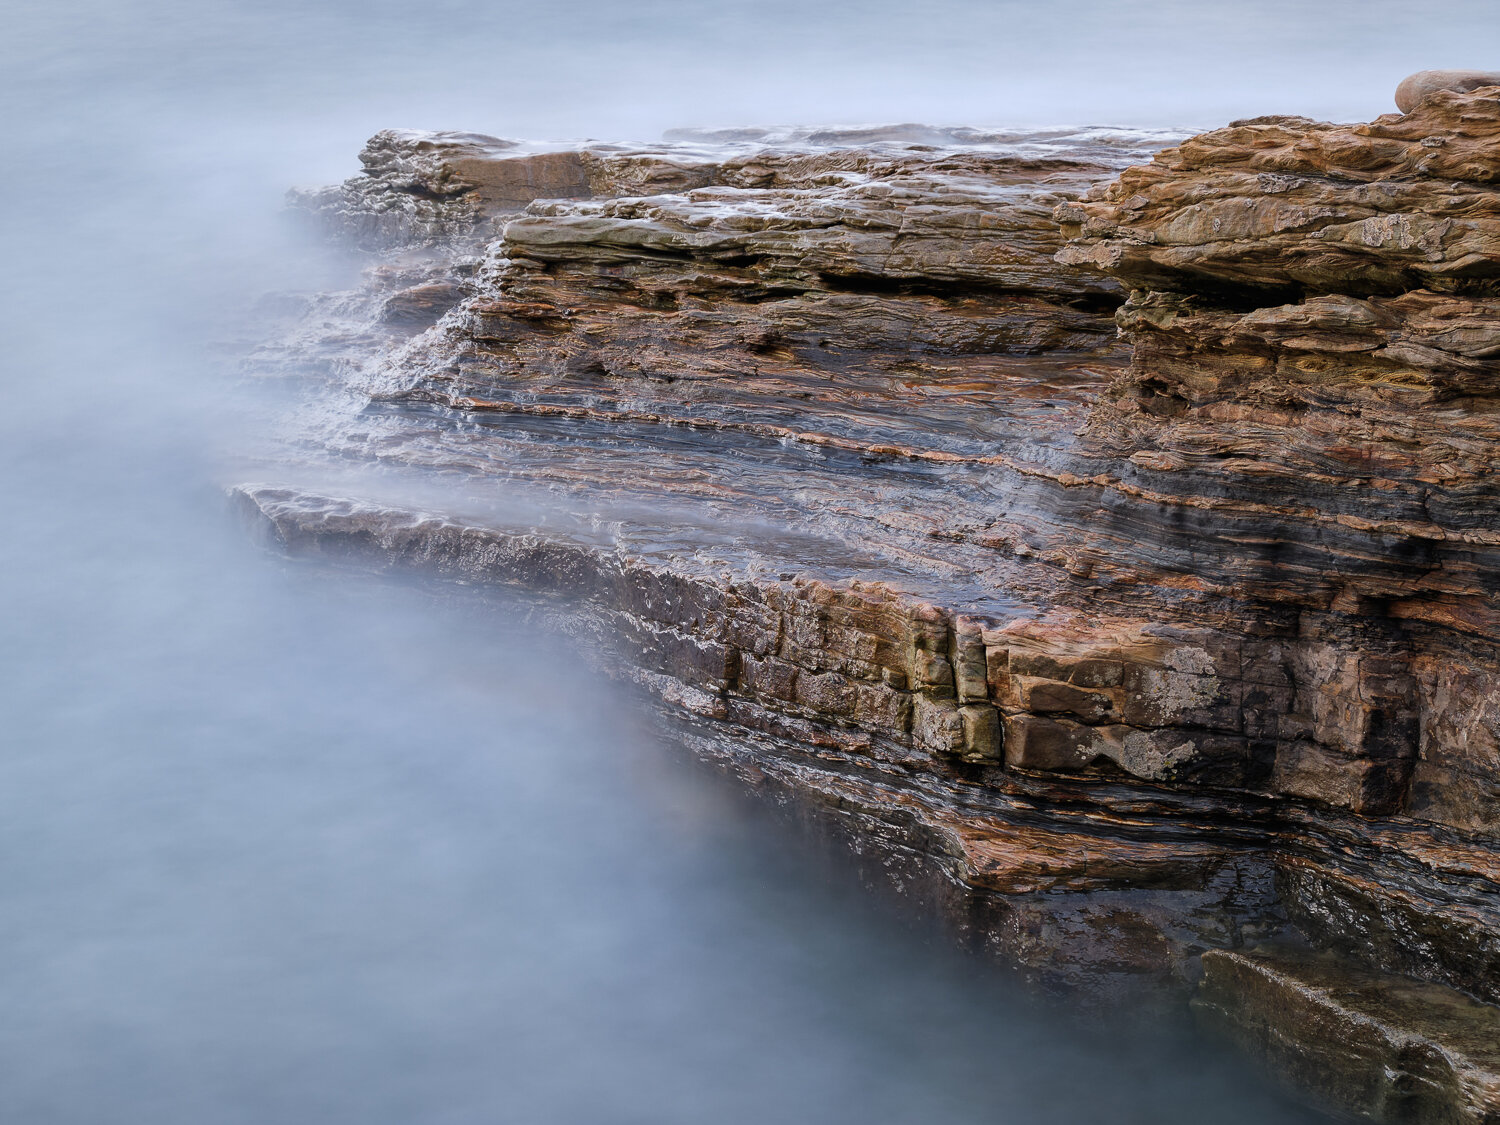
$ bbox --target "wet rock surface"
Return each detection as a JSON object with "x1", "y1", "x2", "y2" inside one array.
[
  {"x1": 243, "y1": 104, "x2": 1500, "y2": 1120},
  {"x1": 1195, "y1": 945, "x2": 1500, "y2": 1123}
]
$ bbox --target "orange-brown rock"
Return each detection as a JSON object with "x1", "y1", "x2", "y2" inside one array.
[
  {"x1": 246, "y1": 111, "x2": 1500, "y2": 1120},
  {"x1": 1038, "y1": 88, "x2": 1500, "y2": 1118},
  {"x1": 1056, "y1": 88, "x2": 1500, "y2": 298}
]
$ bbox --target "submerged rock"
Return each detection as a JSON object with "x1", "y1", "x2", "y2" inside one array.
[
  {"x1": 245, "y1": 109, "x2": 1500, "y2": 1120},
  {"x1": 1196, "y1": 945, "x2": 1500, "y2": 1123}
]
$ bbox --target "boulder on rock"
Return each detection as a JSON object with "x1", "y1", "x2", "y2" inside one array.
[{"x1": 1396, "y1": 68, "x2": 1500, "y2": 113}]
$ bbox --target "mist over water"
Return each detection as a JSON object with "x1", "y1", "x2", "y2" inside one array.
[{"x1": 3, "y1": 1, "x2": 1479, "y2": 1120}]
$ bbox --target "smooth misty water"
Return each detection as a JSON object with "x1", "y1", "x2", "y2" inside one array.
[{"x1": 4, "y1": 1, "x2": 1493, "y2": 1121}]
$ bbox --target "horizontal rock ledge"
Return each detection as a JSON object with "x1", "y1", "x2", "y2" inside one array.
[{"x1": 250, "y1": 109, "x2": 1500, "y2": 1121}]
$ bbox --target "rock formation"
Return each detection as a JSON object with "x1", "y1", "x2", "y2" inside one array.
[{"x1": 240, "y1": 94, "x2": 1500, "y2": 1122}]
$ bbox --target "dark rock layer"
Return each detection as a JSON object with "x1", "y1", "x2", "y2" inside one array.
[{"x1": 1196, "y1": 945, "x2": 1500, "y2": 1123}]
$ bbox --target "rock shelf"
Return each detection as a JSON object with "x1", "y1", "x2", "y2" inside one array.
[{"x1": 244, "y1": 97, "x2": 1500, "y2": 1120}]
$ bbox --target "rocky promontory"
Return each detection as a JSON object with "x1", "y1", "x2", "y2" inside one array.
[{"x1": 243, "y1": 93, "x2": 1500, "y2": 1122}]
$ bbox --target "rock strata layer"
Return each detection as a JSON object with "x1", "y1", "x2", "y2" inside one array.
[{"x1": 245, "y1": 103, "x2": 1500, "y2": 1120}]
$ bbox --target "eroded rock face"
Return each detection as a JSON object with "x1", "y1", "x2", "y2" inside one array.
[
  {"x1": 1055, "y1": 90, "x2": 1500, "y2": 298},
  {"x1": 1057, "y1": 88, "x2": 1500, "y2": 836},
  {"x1": 245, "y1": 110, "x2": 1500, "y2": 1119},
  {"x1": 1041, "y1": 88, "x2": 1500, "y2": 1117},
  {"x1": 292, "y1": 129, "x2": 591, "y2": 249}
]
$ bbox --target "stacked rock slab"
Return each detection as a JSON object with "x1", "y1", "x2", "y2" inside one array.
[
  {"x1": 244, "y1": 106, "x2": 1500, "y2": 1118},
  {"x1": 1054, "y1": 85, "x2": 1500, "y2": 1114}
]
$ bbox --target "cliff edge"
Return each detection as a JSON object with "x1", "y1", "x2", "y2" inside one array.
[{"x1": 242, "y1": 96, "x2": 1500, "y2": 1121}]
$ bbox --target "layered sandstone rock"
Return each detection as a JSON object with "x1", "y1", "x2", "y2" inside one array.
[
  {"x1": 1055, "y1": 90, "x2": 1500, "y2": 298},
  {"x1": 1056, "y1": 86, "x2": 1500, "y2": 827},
  {"x1": 1048, "y1": 85, "x2": 1500, "y2": 1118},
  {"x1": 243, "y1": 103, "x2": 1500, "y2": 1119}
]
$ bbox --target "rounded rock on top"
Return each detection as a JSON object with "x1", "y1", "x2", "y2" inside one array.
[{"x1": 1395, "y1": 68, "x2": 1500, "y2": 112}]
